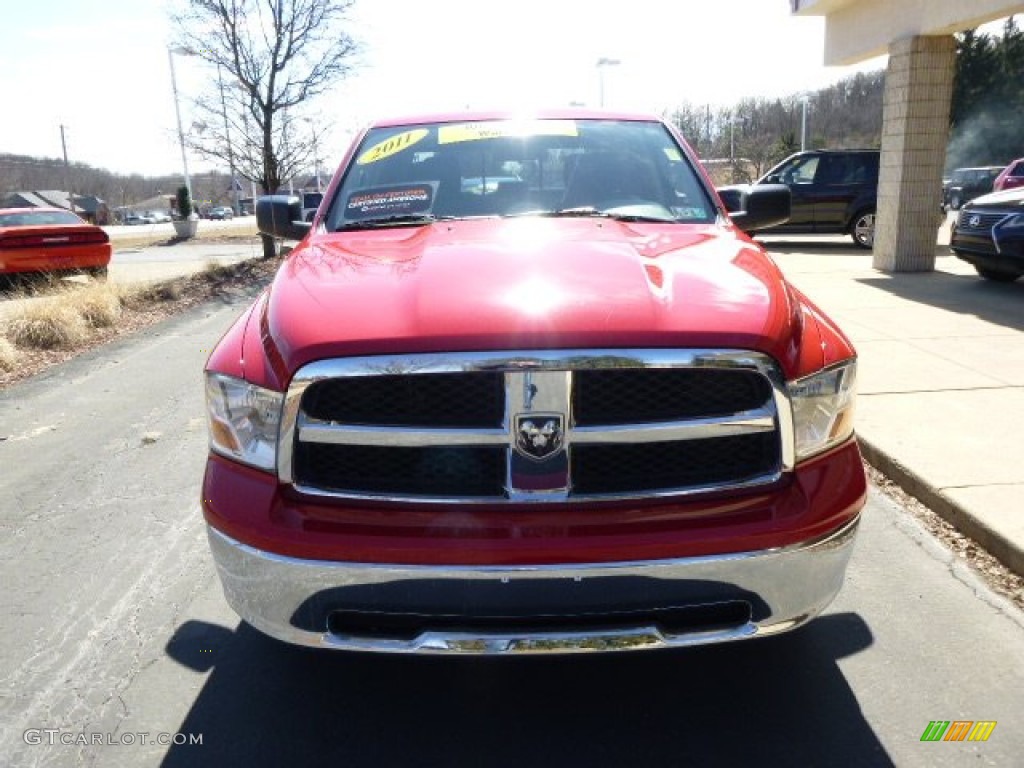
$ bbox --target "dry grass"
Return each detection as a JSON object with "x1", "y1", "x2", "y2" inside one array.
[
  {"x1": 67, "y1": 281, "x2": 124, "y2": 328},
  {"x1": 7, "y1": 300, "x2": 89, "y2": 349},
  {"x1": 202, "y1": 259, "x2": 236, "y2": 281},
  {"x1": 0, "y1": 335, "x2": 17, "y2": 372},
  {"x1": 118, "y1": 278, "x2": 187, "y2": 307},
  {"x1": 154, "y1": 280, "x2": 187, "y2": 301}
]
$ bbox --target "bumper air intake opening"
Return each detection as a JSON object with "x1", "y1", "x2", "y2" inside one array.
[{"x1": 326, "y1": 601, "x2": 753, "y2": 642}]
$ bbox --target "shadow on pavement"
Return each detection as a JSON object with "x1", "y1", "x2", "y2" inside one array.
[
  {"x1": 158, "y1": 237, "x2": 194, "y2": 247},
  {"x1": 856, "y1": 267, "x2": 1024, "y2": 334},
  {"x1": 162, "y1": 614, "x2": 891, "y2": 767}
]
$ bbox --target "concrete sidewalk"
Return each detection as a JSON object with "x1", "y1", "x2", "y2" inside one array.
[{"x1": 763, "y1": 233, "x2": 1024, "y2": 576}]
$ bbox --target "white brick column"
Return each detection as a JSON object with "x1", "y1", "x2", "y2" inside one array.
[{"x1": 873, "y1": 35, "x2": 956, "y2": 272}]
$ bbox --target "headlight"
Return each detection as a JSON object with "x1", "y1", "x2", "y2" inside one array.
[
  {"x1": 205, "y1": 372, "x2": 283, "y2": 471},
  {"x1": 788, "y1": 361, "x2": 857, "y2": 461}
]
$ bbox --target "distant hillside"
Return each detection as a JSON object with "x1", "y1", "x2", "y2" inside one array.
[
  {"x1": 0, "y1": 153, "x2": 237, "y2": 210},
  {"x1": 668, "y1": 18, "x2": 1024, "y2": 180},
  {"x1": 666, "y1": 70, "x2": 886, "y2": 182}
]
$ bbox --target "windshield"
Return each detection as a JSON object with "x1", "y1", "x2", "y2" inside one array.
[
  {"x1": 0, "y1": 210, "x2": 85, "y2": 227},
  {"x1": 326, "y1": 118, "x2": 715, "y2": 230}
]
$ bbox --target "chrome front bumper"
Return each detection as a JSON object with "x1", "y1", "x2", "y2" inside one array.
[{"x1": 207, "y1": 518, "x2": 859, "y2": 654}]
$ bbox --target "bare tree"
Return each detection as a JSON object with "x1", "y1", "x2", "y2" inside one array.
[{"x1": 173, "y1": 0, "x2": 359, "y2": 255}]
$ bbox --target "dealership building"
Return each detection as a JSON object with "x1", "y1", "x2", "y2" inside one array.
[{"x1": 792, "y1": 0, "x2": 1024, "y2": 272}]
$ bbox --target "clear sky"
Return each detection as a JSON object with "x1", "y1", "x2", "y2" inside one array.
[{"x1": 1, "y1": 0, "x2": 896, "y2": 178}]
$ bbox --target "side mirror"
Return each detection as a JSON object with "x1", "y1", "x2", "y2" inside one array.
[
  {"x1": 718, "y1": 184, "x2": 791, "y2": 233},
  {"x1": 256, "y1": 195, "x2": 312, "y2": 241}
]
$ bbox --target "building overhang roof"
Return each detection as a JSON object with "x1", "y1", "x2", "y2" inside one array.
[{"x1": 792, "y1": 0, "x2": 1024, "y2": 65}]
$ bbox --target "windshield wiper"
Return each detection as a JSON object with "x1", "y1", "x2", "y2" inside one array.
[
  {"x1": 336, "y1": 213, "x2": 438, "y2": 231},
  {"x1": 602, "y1": 212, "x2": 678, "y2": 223},
  {"x1": 508, "y1": 207, "x2": 677, "y2": 223},
  {"x1": 536, "y1": 207, "x2": 607, "y2": 218}
]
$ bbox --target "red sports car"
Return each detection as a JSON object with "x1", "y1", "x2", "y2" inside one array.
[{"x1": 0, "y1": 207, "x2": 111, "y2": 278}]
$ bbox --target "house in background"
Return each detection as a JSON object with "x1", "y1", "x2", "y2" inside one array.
[{"x1": 0, "y1": 190, "x2": 110, "y2": 225}]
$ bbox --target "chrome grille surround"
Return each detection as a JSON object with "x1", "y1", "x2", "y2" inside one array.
[{"x1": 278, "y1": 349, "x2": 794, "y2": 504}]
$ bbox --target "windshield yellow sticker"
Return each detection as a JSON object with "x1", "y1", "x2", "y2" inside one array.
[
  {"x1": 438, "y1": 120, "x2": 579, "y2": 145},
  {"x1": 356, "y1": 129, "x2": 429, "y2": 165},
  {"x1": 663, "y1": 148, "x2": 683, "y2": 162}
]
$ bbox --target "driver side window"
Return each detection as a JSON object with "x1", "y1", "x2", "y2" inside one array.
[{"x1": 784, "y1": 156, "x2": 819, "y2": 184}]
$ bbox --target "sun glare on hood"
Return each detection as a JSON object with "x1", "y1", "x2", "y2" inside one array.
[{"x1": 502, "y1": 276, "x2": 566, "y2": 317}]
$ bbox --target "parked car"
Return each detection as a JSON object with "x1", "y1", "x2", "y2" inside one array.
[
  {"x1": 993, "y1": 157, "x2": 1024, "y2": 192},
  {"x1": 949, "y1": 186, "x2": 1024, "y2": 282},
  {"x1": 123, "y1": 212, "x2": 157, "y2": 225},
  {"x1": 0, "y1": 207, "x2": 111, "y2": 278},
  {"x1": 204, "y1": 110, "x2": 865, "y2": 655},
  {"x1": 147, "y1": 210, "x2": 172, "y2": 223},
  {"x1": 737, "y1": 149, "x2": 879, "y2": 248},
  {"x1": 944, "y1": 166, "x2": 1004, "y2": 211},
  {"x1": 208, "y1": 206, "x2": 234, "y2": 220}
]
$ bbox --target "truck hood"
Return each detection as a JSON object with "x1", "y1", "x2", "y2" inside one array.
[{"x1": 258, "y1": 218, "x2": 806, "y2": 384}]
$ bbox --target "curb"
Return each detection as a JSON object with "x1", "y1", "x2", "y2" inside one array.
[{"x1": 857, "y1": 436, "x2": 1024, "y2": 577}]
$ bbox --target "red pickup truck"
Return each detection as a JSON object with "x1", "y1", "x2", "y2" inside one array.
[{"x1": 202, "y1": 110, "x2": 865, "y2": 654}]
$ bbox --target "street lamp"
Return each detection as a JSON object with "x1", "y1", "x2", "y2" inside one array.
[
  {"x1": 301, "y1": 117, "x2": 322, "y2": 193},
  {"x1": 800, "y1": 95, "x2": 810, "y2": 152},
  {"x1": 730, "y1": 115, "x2": 743, "y2": 163},
  {"x1": 167, "y1": 47, "x2": 194, "y2": 203},
  {"x1": 216, "y1": 64, "x2": 241, "y2": 214},
  {"x1": 596, "y1": 57, "x2": 620, "y2": 107},
  {"x1": 729, "y1": 114, "x2": 745, "y2": 183},
  {"x1": 59, "y1": 124, "x2": 73, "y2": 213}
]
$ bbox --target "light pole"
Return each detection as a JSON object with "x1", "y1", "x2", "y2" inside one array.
[
  {"x1": 596, "y1": 57, "x2": 620, "y2": 108},
  {"x1": 216, "y1": 64, "x2": 241, "y2": 214},
  {"x1": 730, "y1": 115, "x2": 744, "y2": 164},
  {"x1": 167, "y1": 46, "x2": 193, "y2": 203},
  {"x1": 800, "y1": 95, "x2": 810, "y2": 152},
  {"x1": 301, "y1": 117, "x2": 322, "y2": 193},
  {"x1": 730, "y1": 116, "x2": 736, "y2": 165},
  {"x1": 729, "y1": 114, "x2": 745, "y2": 183},
  {"x1": 59, "y1": 124, "x2": 73, "y2": 213},
  {"x1": 311, "y1": 128, "x2": 321, "y2": 193}
]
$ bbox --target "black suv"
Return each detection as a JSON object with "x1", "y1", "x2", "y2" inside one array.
[
  {"x1": 746, "y1": 149, "x2": 879, "y2": 248},
  {"x1": 943, "y1": 166, "x2": 1003, "y2": 211}
]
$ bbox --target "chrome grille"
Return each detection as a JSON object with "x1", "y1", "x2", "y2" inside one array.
[
  {"x1": 956, "y1": 209, "x2": 1010, "y2": 233},
  {"x1": 279, "y1": 350, "x2": 793, "y2": 503}
]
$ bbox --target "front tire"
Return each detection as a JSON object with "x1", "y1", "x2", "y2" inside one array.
[
  {"x1": 850, "y1": 209, "x2": 875, "y2": 249},
  {"x1": 976, "y1": 265, "x2": 1022, "y2": 282}
]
